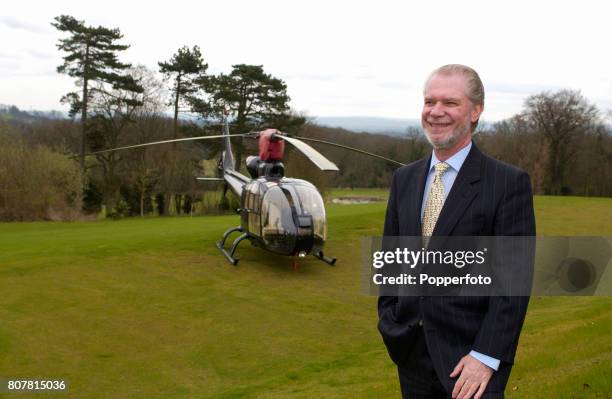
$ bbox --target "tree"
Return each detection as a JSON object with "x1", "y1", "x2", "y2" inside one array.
[
  {"x1": 86, "y1": 66, "x2": 145, "y2": 214},
  {"x1": 476, "y1": 117, "x2": 545, "y2": 193},
  {"x1": 191, "y1": 64, "x2": 303, "y2": 168},
  {"x1": 52, "y1": 15, "x2": 139, "y2": 175},
  {"x1": 158, "y1": 46, "x2": 208, "y2": 213},
  {"x1": 0, "y1": 128, "x2": 82, "y2": 221},
  {"x1": 524, "y1": 90, "x2": 599, "y2": 195},
  {"x1": 568, "y1": 123, "x2": 612, "y2": 196},
  {"x1": 125, "y1": 67, "x2": 168, "y2": 216},
  {"x1": 158, "y1": 45, "x2": 208, "y2": 142}
]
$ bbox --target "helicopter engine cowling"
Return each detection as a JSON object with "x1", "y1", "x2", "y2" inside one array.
[{"x1": 246, "y1": 156, "x2": 285, "y2": 179}]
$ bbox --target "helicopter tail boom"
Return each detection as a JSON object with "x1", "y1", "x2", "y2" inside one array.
[
  {"x1": 220, "y1": 108, "x2": 236, "y2": 172},
  {"x1": 223, "y1": 169, "x2": 249, "y2": 198}
]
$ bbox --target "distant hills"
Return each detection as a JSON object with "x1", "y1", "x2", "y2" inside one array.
[
  {"x1": 312, "y1": 116, "x2": 504, "y2": 135},
  {"x1": 1, "y1": 105, "x2": 506, "y2": 136},
  {"x1": 313, "y1": 116, "x2": 421, "y2": 136},
  {"x1": 0, "y1": 105, "x2": 67, "y2": 122},
  {"x1": 0, "y1": 105, "x2": 422, "y2": 135},
  {"x1": 3, "y1": 103, "x2": 608, "y2": 136}
]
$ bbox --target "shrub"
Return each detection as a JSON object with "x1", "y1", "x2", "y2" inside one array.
[{"x1": 0, "y1": 131, "x2": 82, "y2": 221}]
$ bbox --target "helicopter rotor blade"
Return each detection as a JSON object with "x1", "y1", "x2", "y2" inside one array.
[
  {"x1": 85, "y1": 133, "x2": 255, "y2": 156},
  {"x1": 288, "y1": 136, "x2": 406, "y2": 167},
  {"x1": 274, "y1": 134, "x2": 340, "y2": 171}
]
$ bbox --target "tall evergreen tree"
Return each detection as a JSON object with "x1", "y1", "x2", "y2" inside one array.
[
  {"x1": 158, "y1": 45, "x2": 208, "y2": 142},
  {"x1": 157, "y1": 46, "x2": 208, "y2": 214},
  {"x1": 52, "y1": 15, "x2": 140, "y2": 174},
  {"x1": 190, "y1": 64, "x2": 303, "y2": 168},
  {"x1": 193, "y1": 64, "x2": 291, "y2": 132}
]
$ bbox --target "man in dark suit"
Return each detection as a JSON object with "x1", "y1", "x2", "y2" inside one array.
[{"x1": 378, "y1": 65, "x2": 535, "y2": 399}]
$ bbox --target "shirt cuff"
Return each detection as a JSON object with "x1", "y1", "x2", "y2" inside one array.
[{"x1": 469, "y1": 350, "x2": 500, "y2": 371}]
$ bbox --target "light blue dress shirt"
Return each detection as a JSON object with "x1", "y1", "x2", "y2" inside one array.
[
  {"x1": 420, "y1": 141, "x2": 500, "y2": 371},
  {"x1": 421, "y1": 142, "x2": 472, "y2": 220}
]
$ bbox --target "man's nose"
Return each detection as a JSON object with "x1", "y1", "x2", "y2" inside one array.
[{"x1": 429, "y1": 103, "x2": 445, "y2": 116}]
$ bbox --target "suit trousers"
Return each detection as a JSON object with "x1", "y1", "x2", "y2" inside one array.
[
  {"x1": 397, "y1": 325, "x2": 448, "y2": 399},
  {"x1": 397, "y1": 325, "x2": 504, "y2": 399}
]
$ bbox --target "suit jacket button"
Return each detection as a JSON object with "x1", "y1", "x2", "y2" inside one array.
[
  {"x1": 418, "y1": 319, "x2": 423, "y2": 327},
  {"x1": 419, "y1": 296, "x2": 425, "y2": 300}
]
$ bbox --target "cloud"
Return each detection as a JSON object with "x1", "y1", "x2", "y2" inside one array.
[
  {"x1": 25, "y1": 49, "x2": 56, "y2": 60},
  {"x1": 313, "y1": 97, "x2": 386, "y2": 108},
  {"x1": 487, "y1": 82, "x2": 565, "y2": 96},
  {"x1": 0, "y1": 49, "x2": 55, "y2": 61},
  {"x1": 0, "y1": 16, "x2": 49, "y2": 34},
  {"x1": 0, "y1": 57, "x2": 22, "y2": 68},
  {"x1": 378, "y1": 81, "x2": 414, "y2": 90},
  {"x1": 0, "y1": 47, "x2": 57, "y2": 79},
  {"x1": 591, "y1": 97, "x2": 612, "y2": 114},
  {"x1": 0, "y1": 69, "x2": 57, "y2": 78},
  {"x1": 0, "y1": 58, "x2": 57, "y2": 78},
  {"x1": 285, "y1": 73, "x2": 340, "y2": 81}
]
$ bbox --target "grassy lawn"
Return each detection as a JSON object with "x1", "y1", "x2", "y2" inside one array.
[{"x1": 0, "y1": 192, "x2": 610, "y2": 398}]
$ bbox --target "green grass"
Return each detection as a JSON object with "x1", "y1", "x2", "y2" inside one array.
[{"x1": 0, "y1": 192, "x2": 610, "y2": 398}]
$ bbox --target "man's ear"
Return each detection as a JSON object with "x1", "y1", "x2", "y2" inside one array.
[{"x1": 471, "y1": 104, "x2": 484, "y2": 123}]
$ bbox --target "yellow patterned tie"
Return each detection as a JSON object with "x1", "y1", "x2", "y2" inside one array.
[{"x1": 422, "y1": 162, "x2": 450, "y2": 237}]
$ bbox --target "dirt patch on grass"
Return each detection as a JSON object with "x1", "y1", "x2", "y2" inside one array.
[{"x1": 331, "y1": 196, "x2": 384, "y2": 204}]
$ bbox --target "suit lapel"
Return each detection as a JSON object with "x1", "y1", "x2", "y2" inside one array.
[
  {"x1": 407, "y1": 155, "x2": 431, "y2": 236},
  {"x1": 432, "y1": 143, "x2": 482, "y2": 236}
]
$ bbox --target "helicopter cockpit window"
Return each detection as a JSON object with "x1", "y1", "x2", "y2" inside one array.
[
  {"x1": 293, "y1": 185, "x2": 327, "y2": 241},
  {"x1": 261, "y1": 186, "x2": 297, "y2": 254}
]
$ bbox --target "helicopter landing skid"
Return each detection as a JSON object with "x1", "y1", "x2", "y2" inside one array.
[
  {"x1": 216, "y1": 226, "x2": 247, "y2": 265},
  {"x1": 313, "y1": 251, "x2": 337, "y2": 266}
]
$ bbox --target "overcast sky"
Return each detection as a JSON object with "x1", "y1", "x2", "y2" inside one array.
[{"x1": 1, "y1": 0, "x2": 611, "y2": 121}]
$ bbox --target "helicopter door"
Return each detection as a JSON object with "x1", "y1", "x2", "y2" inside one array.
[
  {"x1": 243, "y1": 182, "x2": 262, "y2": 236},
  {"x1": 248, "y1": 182, "x2": 262, "y2": 236}
]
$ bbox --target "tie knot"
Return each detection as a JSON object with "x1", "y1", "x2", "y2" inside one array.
[{"x1": 434, "y1": 162, "x2": 449, "y2": 176}]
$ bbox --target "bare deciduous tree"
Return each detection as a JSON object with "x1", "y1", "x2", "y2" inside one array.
[{"x1": 524, "y1": 90, "x2": 599, "y2": 195}]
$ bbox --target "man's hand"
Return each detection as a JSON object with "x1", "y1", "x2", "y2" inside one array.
[{"x1": 450, "y1": 354, "x2": 493, "y2": 399}]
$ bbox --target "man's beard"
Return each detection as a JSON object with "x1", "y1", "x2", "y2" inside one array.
[{"x1": 424, "y1": 117, "x2": 471, "y2": 150}]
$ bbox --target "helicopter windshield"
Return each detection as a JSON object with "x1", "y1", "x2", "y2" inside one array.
[
  {"x1": 261, "y1": 183, "x2": 326, "y2": 255},
  {"x1": 292, "y1": 185, "x2": 326, "y2": 242},
  {"x1": 261, "y1": 186, "x2": 297, "y2": 254}
]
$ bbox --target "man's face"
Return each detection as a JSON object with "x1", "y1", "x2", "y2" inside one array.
[{"x1": 421, "y1": 73, "x2": 483, "y2": 150}]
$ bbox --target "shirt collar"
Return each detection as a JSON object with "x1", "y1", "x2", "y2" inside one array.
[{"x1": 429, "y1": 141, "x2": 472, "y2": 173}]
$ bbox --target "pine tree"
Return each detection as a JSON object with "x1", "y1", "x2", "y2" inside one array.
[
  {"x1": 190, "y1": 64, "x2": 303, "y2": 168},
  {"x1": 157, "y1": 46, "x2": 208, "y2": 214},
  {"x1": 52, "y1": 15, "x2": 140, "y2": 174},
  {"x1": 158, "y1": 45, "x2": 208, "y2": 142}
]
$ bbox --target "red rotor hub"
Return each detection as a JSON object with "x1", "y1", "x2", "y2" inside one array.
[{"x1": 258, "y1": 129, "x2": 285, "y2": 161}]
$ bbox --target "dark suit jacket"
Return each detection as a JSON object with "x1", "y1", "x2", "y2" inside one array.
[{"x1": 378, "y1": 142, "x2": 536, "y2": 394}]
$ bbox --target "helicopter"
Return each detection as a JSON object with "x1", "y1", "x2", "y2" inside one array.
[{"x1": 89, "y1": 109, "x2": 405, "y2": 266}]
